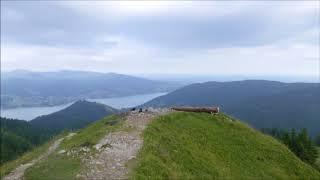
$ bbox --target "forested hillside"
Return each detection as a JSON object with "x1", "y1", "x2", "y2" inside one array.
[
  {"x1": 0, "y1": 117, "x2": 51, "y2": 164},
  {"x1": 228, "y1": 86, "x2": 320, "y2": 136},
  {"x1": 30, "y1": 100, "x2": 118, "y2": 134}
]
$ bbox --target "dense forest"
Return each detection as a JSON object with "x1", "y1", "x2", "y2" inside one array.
[{"x1": 0, "y1": 117, "x2": 52, "y2": 164}]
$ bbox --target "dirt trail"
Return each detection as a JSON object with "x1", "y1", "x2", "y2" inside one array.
[
  {"x1": 3, "y1": 133, "x2": 75, "y2": 180},
  {"x1": 81, "y1": 109, "x2": 170, "y2": 179}
]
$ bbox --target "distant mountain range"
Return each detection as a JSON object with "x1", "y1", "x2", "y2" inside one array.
[
  {"x1": 1, "y1": 70, "x2": 179, "y2": 109},
  {"x1": 0, "y1": 100, "x2": 118, "y2": 164},
  {"x1": 142, "y1": 80, "x2": 320, "y2": 137}
]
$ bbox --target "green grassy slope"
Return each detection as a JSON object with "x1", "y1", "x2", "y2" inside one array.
[
  {"x1": 1, "y1": 101, "x2": 118, "y2": 166},
  {"x1": 24, "y1": 115, "x2": 125, "y2": 180},
  {"x1": 0, "y1": 115, "x2": 125, "y2": 179},
  {"x1": 0, "y1": 133, "x2": 67, "y2": 179},
  {"x1": 4, "y1": 112, "x2": 319, "y2": 179},
  {"x1": 132, "y1": 112, "x2": 320, "y2": 179}
]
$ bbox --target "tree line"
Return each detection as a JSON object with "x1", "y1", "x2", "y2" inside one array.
[
  {"x1": 0, "y1": 117, "x2": 53, "y2": 164},
  {"x1": 262, "y1": 128, "x2": 319, "y2": 168}
]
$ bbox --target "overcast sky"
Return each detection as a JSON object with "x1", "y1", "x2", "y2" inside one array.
[{"x1": 1, "y1": 1, "x2": 319, "y2": 77}]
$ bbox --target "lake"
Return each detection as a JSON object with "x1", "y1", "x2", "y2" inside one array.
[{"x1": 0, "y1": 92, "x2": 166, "y2": 121}]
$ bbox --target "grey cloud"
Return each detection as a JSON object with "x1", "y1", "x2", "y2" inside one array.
[
  {"x1": 2, "y1": 1, "x2": 318, "y2": 50},
  {"x1": 1, "y1": 1, "x2": 319, "y2": 77}
]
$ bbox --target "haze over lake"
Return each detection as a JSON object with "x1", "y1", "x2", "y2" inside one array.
[{"x1": 1, "y1": 92, "x2": 166, "y2": 121}]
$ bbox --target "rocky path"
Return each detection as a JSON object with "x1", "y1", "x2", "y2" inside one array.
[
  {"x1": 3, "y1": 133, "x2": 75, "y2": 180},
  {"x1": 81, "y1": 109, "x2": 170, "y2": 179}
]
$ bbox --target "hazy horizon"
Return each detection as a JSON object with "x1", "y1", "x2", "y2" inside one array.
[{"x1": 1, "y1": 69, "x2": 318, "y2": 83}]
